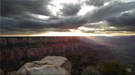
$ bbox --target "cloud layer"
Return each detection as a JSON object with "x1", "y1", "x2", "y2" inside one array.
[
  {"x1": 1, "y1": 0, "x2": 135, "y2": 34},
  {"x1": 107, "y1": 10, "x2": 135, "y2": 26}
]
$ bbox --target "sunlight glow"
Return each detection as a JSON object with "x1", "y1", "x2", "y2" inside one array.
[
  {"x1": 48, "y1": 0, "x2": 79, "y2": 16},
  {"x1": 33, "y1": 30, "x2": 135, "y2": 37},
  {"x1": 78, "y1": 26, "x2": 105, "y2": 31},
  {"x1": 31, "y1": 14, "x2": 50, "y2": 20},
  {"x1": 35, "y1": 32, "x2": 110, "y2": 36},
  {"x1": 104, "y1": 2, "x2": 110, "y2": 6},
  {"x1": 35, "y1": 30, "x2": 88, "y2": 36},
  {"x1": 84, "y1": 36, "x2": 111, "y2": 46},
  {"x1": 33, "y1": 29, "x2": 129, "y2": 37},
  {"x1": 77, "y1": 5, "x2": 96, "y2": 16},
  {"x1": 1, "y1": 30, "x2": 135, "y2": 37},
  {"x1": 78, "y1": 21, "x2": 117, "y2": 32}
]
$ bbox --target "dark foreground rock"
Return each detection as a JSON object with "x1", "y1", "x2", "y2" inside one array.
[
  {"x1": 82, "y1": 66, "x2": 101, "y2": 75},
  {"x1": 16, "y1": 56, "x2": 71, "y2": 75},
  {"x1": 0, "y1": 68, "x2": 4, "y2": 75},
  {"x1": 7, "y1": 71, "x2": 17, "y2": 75}
]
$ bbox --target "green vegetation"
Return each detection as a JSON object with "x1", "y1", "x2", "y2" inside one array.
[
  {"x1": 82, "y1": 66, "x2": 100, "y2": 75},
  {"x1": 99, "y1": 60, "x2": 132, "y2": 75}
]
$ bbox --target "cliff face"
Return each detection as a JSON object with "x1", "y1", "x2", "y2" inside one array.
[
  {"x1": 0, "y1": 37, "x2": 89, "y2": 72},
  {"x1": 0, "y1": 37, "x2": 112, "y2": 74},
  {"x1": 0, "y1": 37, "x2": 80, "y2": 62}
]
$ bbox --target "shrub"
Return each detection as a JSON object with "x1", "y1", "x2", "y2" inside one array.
[{"x1": 99, "y1": 60, "x2": 132, "y2": 75}]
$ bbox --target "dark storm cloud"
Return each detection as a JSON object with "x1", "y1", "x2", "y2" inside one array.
[
  {"x1": 1, "y1": 0, "x2": 51, "y2": 17},
  {"x1": 85, "y1": 1, "x2": 135, "y2": 23},
  {"x1": 59, "y1": 16, "x2": 86, "y2": 28},
  {"x1": 1, "y1": 0, "x2": 86, "y2": 34},
  {"x1": 1, "y1": 15, "x2": 86, "y2": 34},
  {"x1": 1, "y1": 16, "x2": 60, "y2": 31},
  {"x1": 85, "y1": 0, "x2": 111, "y2": 6},
  {"x1": 61, "y1": 3, "x2": 81, "y2": 16},
  {"x1": 1, "y1": 0, "x2": 62, "y2": 34},
  {"x1": 107, "y1": 10, "x2": 135, "y2": 26}
]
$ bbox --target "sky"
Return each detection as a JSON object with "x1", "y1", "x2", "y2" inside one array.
[{"x1": 1, "y1": 0, "x2": 135, "y2": 36}]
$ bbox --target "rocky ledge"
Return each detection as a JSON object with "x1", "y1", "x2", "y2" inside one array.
[{"x1": 8, "y1": 56, "x2": 71, "y2": 75}]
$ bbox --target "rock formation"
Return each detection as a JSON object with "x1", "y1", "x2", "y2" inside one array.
[
  {"x1": 16, "y1": 56, "x2": 71, "y2": 75},
  {"x1": 7, "y1": 71, "x2": 17, "y2": 75}
]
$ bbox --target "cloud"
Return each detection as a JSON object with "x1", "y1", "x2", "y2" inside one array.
[
  {"x1": 1, "y1": 0, "x2": 85, "y2": 33},
  {"x1": 1, "y1": 0, "x2": 135, "y2": 35},
  {"x1": 1, "y1": 15, "x2": 86, "y2": 34},
  {"x1": 59, "y1": 16, "x2": 86, "y2": 28},
  {"x1": 61, "y1": 3, "x2": 81, "y2": 16},
  {"x1": 107, "y1": 10, "x2": 135, "y2": 26},
  {"x1": 85, "y1": 0, "x2": 111, "y2": 6},
  {"x1": 1, "y1": 0, "x2": 51, "y2": 17},
  {"x1": 85, "y1": 1, "x2": 135, "y2": 22},
  {"x1": 1, "y1": 0, "x2": 57, "y2": 34}
]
